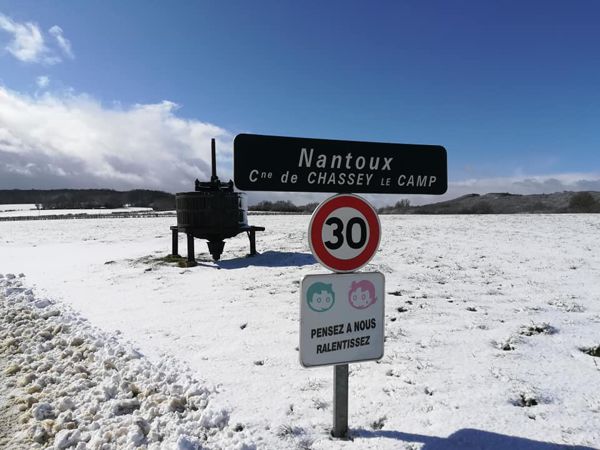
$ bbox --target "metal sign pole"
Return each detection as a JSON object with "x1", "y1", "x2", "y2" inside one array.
[{"x1": 332, "y1": 363, "x2": 349, "y2": 438}]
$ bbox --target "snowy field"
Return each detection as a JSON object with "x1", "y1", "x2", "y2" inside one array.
[
  {"x1": 1, "y1": 213, "x2": 599, "y2": 449},
  {"x1": 0, "y1": 205, "x2": 154, "y2": 218}
]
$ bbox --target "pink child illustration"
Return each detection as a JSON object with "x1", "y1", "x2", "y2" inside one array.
[{"x1": 348, "y1": 280, "x2": 377, "y2": 309}]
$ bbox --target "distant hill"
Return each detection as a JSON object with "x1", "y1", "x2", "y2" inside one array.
[
  {"x1": 379, "y1": 191, "x2": 600, "y2": 214},
  {"x1": 0, "y1": 189, "x2": 175, "y2": 211},
  {"x1": 3, "y1": 189, "x2": 599, "y2": 214}
]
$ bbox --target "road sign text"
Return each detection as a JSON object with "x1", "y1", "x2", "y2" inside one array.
[{"x1": 234, "y1": 134, "x2": 447, "y2": 194}]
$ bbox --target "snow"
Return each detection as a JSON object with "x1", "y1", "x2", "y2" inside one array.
[
  {"x1": 1, "y1": 214, "x2": 599, "y2": 449},
  {"x1": 0, "y1": 204, "x2": 38, "y2": 212},
  {"x1": 0, "y1": 275, "x2": 255, "y2": 449},
  {"x1": 0, "y1": 206, "x2": 154, "y2": 218}
]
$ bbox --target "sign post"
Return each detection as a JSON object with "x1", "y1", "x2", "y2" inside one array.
[
  {"x1": 300, "y1": 271, "x2": 385, "y2": 438},
  {"x1": 303, "y1": 193, "x2": 385, "y2": 439},
  {"x1": 232, "y1": 132, "x2": 448, "y2": 439},
  {"x1": 333, "y1": 364, "x2": 349, "y2": 438}
]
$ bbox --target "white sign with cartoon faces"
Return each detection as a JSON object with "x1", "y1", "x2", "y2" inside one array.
[{"x1": 300, "y1": 272, "x2": 385, "y2": 367}]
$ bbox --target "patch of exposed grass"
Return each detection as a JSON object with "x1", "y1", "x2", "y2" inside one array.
[
  {"x1": 135, "y1": 254, "x2": 192, "y2": 268},
  {"x1": 276, "y1": 424, "x2": 295, "y2": 438},
  {"x1": 371, "y1": 416, "x2": 387, "y2": 430},
  {"x1": 581, "y1": 346, "x2": 600, "y2": 357},
  {"x1": 518, "y1": 322, "x2": 557, "y2": 336},
  {"x1": 494, "y1": 336, "x2": 519, "y2": 351},
  {"x1": 311, "y1": 398, "x2": 328, "y2": 410},
  {"x1": 514, "y1": 393, "x2": 539, "y2": 407},
  {"x1": 159, "y1": 254, "x2": 188, "y2": 267}
]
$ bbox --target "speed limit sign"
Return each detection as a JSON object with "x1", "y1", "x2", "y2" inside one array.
[{"x1": 309, "y1": 194, "x2": 381, "y2": 272}]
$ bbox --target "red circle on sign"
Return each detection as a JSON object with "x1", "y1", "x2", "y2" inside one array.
[{"x1": 309, "y1": 194, "x2": 380, "y2": 272}]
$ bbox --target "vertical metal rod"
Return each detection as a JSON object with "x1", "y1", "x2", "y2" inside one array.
[
  {"x1": 171, "y1": 228, "x2": 179, "y2": 256},
  {"x1": 187, "y1": 233, "x2": 196, "y2": 265},
  {"x1": 248, "y1": 229, "x2": 256, "y2": 256},
  {"x1": 332, "y1": 364, "x2": 349, "y2": 438},
  {"x1": 211, "y1": 138, "x2": 218, "y2": 183}
]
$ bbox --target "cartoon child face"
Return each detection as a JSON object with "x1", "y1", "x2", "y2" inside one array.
[
  {"x1": 307, "y1": 282, "x2": 335, "y2": 312},
  {"x1": 348, "y1": 280, "x2": 377, "y2": 309}
]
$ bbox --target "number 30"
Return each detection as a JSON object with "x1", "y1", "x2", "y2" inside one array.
[{"x1": 324, "y1": 217, "x2": 367, "y2": 250}]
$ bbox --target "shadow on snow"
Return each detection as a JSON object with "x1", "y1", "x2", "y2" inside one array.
[
  {"x1": 211, "y1": 251, "x2": 316, "y2": 269},
  {"x1": 353, "y1": 428, "x2": 595, "y2": 450}
]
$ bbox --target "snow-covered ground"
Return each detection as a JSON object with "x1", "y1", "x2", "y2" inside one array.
[
  {"x1": 0, "y1": 204, "x2": 37, "y2": 212},
  {"x1": 0, "y1": 205, "x2": 154, "y2": 218},
  {"x1": 1, "y1": 214, "x2": 599, "y2": 449},
  {"x1": 0, "y1": 274, "x2": 254, "y2": 450}
]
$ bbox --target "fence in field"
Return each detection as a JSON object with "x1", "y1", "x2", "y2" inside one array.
[
  {"x1": 0, "y1": 210, "x2": 309, "y2": 222},
  {"x1": 0, "y1": 212, "x2": 177, "y2": 222}
]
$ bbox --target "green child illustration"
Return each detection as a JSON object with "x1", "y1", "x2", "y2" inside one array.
[{"x1": 306, "y1": 282, "x2": 335, "y2": 312}]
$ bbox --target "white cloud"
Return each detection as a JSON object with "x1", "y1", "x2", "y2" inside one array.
[
  {"x1": 241, "y1": 172, "x2": 600, "y2": 208},
  {"x1": 0, "y1": 13, "x2": 47, "y2": 63},
  {"x1": 48, "y1": 25, "x2": 73, "y2": 59},
  {"x1": 451, "y1": 172, "x2": 600, "y2": 195},
  {"x1": 1, "y1": 85, "x2": 598, "y2": 203},
  {"x1": 36, "y1": 75, "x2": 50, "y2": 88},
  {"x1": 0, "y1": 13, "x2": 72, "y2": 64},
  {"x1": 366, "y1": 172, "x2": 600, "y2": 207},
  {"x1": 0, "y1": 86, "x2": 232, "y2": 192}
]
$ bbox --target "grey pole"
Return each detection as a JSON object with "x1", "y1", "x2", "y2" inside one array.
[
  {"x1": 171, "y1": 227, "x2": 179, "y2": 256},
  {"x1": 210, "y1": 138, "x2": 218, "y2": 184},
  {"x1": 332, "y1": 363, "x2": 349, "y2": 438},
  {"x1": 186, "y1": 233, "x2": 197, "y2": 266}
]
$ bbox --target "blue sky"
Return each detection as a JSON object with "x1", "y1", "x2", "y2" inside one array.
[{"x1": 0, "y1": 1, "x2": 599, "y2": 205}]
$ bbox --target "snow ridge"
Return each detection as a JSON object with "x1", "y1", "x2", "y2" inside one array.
[{"x1": 0, "y1": 274, "x2": 256, "y2": 450}]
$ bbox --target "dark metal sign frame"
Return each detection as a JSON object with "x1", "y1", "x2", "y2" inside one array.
[{"x1": 233, "y1": 133, "x2": 447, "y2": 195}]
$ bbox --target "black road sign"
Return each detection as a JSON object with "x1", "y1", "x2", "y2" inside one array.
[{"x1": 233, "y1": 134, "x2": 447, "y2": 194}]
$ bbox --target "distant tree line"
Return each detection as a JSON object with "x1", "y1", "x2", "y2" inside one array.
[
  {"x1": 249, "y1": 200, "x2": 319, "y2": 213},
  {"x1": 2, "y1": 190, "x2": 598, "y2": 214},
  {"x1": 400, "y1": 192, "x2": 600, "y2": 214},
  {"x1": 0, "y1": 189, "x2": 175, "y2": 211},
  {"x1": 251, "y1": 192, "x2": 600, "y2": 214},
  {"x1": 377, "y1": 199, "x2": 411, "y2": 214},
  {"x1": 568, "y1": 192, "x2": 600, "y2": 213}
]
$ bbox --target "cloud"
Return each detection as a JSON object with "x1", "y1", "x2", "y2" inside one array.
[
  {"x1": 0, "y1": 13, "x2": 72, "y2": 64},
  {"x1": 48, "y1": 25, "x2": 73, "y2": 59},
  {"x1": 0, "y1": 13, "x2": 48, "y2": 63},
  {"x1": 451, "y1": 173, "x2": 600, "y2": 196},
  {"x1": 0, "y1": 86, "x2": 232, "y2": 192},
  {"x1": 1, "y1": 85, "x2": 598, "y2": 204},
  {"x1": 243, "y1": 172, "x2": 600, "y2": 208},
  {"x1": 36, "y1": 75, "x2": 50, "y2": 88},
  {"x1": 366, "y1": 173, "x2": 600, "y2": 207}
]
